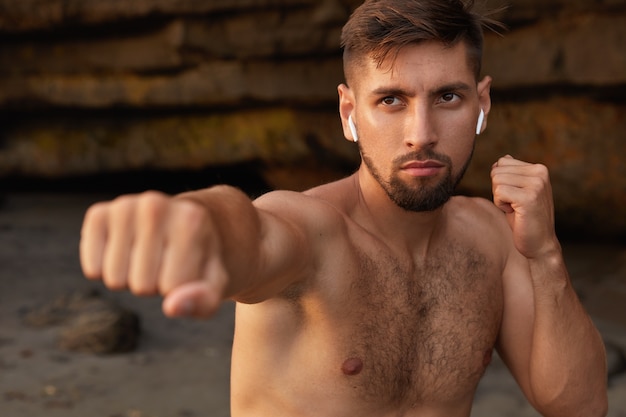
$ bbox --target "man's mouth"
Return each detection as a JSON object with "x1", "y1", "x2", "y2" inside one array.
[{"x1": 400, "y1": 160, "x2": 445, "y2": 177}]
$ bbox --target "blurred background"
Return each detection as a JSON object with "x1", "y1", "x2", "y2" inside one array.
[
  {"x1": 0, "y1": 0, "x2": 624, "y2": 239},
  {"x1": 0, "y1": 1, "x2": 625, "y2": 417}
]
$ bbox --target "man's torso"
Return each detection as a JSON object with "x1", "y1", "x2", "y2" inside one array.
[{"x1": 231, "y1": 184, "x2": 507, "y2": 416}]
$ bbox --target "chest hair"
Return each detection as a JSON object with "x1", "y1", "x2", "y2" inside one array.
[{"x1": 346, "y1": 241, "x2": 502, "y2": 406}]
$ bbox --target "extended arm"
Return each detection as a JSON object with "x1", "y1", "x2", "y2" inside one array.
[
  {"x1": 492, "y1": 156, "x2": 608, "y2": 417},
  {"x1": 80, "y1": 186, "x2": 311, "y2": 318}
]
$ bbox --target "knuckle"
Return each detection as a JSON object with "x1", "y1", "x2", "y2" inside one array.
[
  {"x1": 497, "y1": 156, "x2": 510, "y2": 166},
  {"x1": 82, "y1": 204, "x2": 110, "y2": 240},
  {"x1": 84, "y1": 201, "x2": 108, "y2": 223},
  {"x1": 174, "y1": 200, "x2": 208, "y2": 229},
  {"x1": 111, "y1": 194, "x2": 136, "y2": 209},
  {"x1": 138, "y1": 191, "x2": 168, "y2": 211},
  {"x1": 532, "y1": 163, "x2": 550, "y2": 179},
  {"x1": 528, "y1": 176, "x2": 545, "y2": 191},
  {"x1": 109, "y1": 195, "x2": 138, "y2": 221},
  {"x1": 137, "y1": 192, "x2": 169, "y2": 230}
]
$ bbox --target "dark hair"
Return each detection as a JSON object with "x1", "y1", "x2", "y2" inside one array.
[{"x1": 341, "y1": 0, "x2": 503, "y2": 82}]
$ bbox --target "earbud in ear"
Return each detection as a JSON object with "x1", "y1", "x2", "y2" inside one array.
[
  {"x1": 476, "y1": 109, "x2": 485, "y2": 135},
  {"x1": 348, "y1": 114, "x2": 359, "y2": 143}
]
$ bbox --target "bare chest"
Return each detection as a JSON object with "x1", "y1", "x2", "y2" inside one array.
[{"x1": 329, "y1": 242, "x2": 503, "y2": 407}]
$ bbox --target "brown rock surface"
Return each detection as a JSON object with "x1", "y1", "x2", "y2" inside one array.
[
  {"x1": 0, "y1": 0, "x2": 624, "y2": 236},
  {"x1": 0, "y1": 59, "x2": 344, "y2": 107},
  {"x1": 0, "y1": 109, "x2": 357, "y2": 176},
  {"x1": 484, "y1": 14, "x2": 626, "y2": 87},
  {"x1": 0, "y1": 0, "x2": 350, "y2": 32},
  {"x1": 461, "y1": 97, "x2": 626, "y2": 236}
]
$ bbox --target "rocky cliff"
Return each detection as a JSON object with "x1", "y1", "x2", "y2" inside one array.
[{"x1": 0, "y1": 0, "x2": 624, "y2": 237}]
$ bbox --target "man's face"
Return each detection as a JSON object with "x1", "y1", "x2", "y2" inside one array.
[{"x1": 342, "y1": 41, "x2": 491, "y2": 212}]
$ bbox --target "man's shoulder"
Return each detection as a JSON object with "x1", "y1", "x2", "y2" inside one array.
[
  {"x1": 254, "y1": 177, "x2": 355, "y2": 211},
  {"x1": 447, "y1": 195, "x2": 512, "y2": 239},
  {"x1": 253, "y1": 180, "x2": 355, "y2": 233},
  {"x1": 445, "y1": 196, "x2": 515, "y2": 271},
  {"x1": 449, "y1": 194, "x2": 502, "y2": 215}
]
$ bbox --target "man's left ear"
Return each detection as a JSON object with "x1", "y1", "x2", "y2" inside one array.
[{"x1": 476, "y1": 76, "x2": 493, "y2": 135}]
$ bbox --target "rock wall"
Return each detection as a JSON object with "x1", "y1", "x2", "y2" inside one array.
[{"x1": 0, "y1": 0, "x2": 624, "y2": 237}]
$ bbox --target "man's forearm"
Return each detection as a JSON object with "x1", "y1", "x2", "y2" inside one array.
[
  {"x1": 176, "y1": 185, "x2": 263, "y2": 299},
  {"x1": 528, "y1": 250, "x2": 608, "y2": 417}
]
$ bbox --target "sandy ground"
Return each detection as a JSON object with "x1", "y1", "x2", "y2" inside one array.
[{"x1": 1, "y1": 193, "x2": 625, "y2": 417}]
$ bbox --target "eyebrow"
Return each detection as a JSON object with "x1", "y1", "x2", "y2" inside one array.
[
  {"x1": 371, "y1": 82, "x2": 473, "y2": 98},
  {"x1": 431, "y1": 82, "x2": 473, "y2": 97},
  {"x1": 371, "y1": 86, "x2": 414, "y2": 97}
]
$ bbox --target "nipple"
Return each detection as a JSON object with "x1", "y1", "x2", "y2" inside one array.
[{"x1": 341, "y1": 357, "x2": 363, "y2": 376}]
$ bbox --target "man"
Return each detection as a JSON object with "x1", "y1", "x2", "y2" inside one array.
[{"x1": 80, "y1": 0, "x2": 608, "y2": 416}]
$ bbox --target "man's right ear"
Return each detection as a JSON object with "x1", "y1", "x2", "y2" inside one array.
[{"x1": 338, "y1": 83, "x2": 357, "y2": 143}]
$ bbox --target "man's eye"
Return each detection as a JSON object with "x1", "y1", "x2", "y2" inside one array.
[
  {"x1": 381, "y1": 96, "x2": 401, "y2": 106},
  {"x1": 440, "y1": 93, "x2": 460, "y2": 103}
]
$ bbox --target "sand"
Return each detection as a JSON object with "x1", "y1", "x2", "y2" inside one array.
[{"x1": 1, "y1": 193, "x2": 624, "y2": 417}]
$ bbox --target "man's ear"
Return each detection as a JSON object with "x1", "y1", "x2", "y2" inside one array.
[
  {"x1": 477, "y1": 76, "x2": 493, "y2": 134},
  {"x1": 338, "y1": 83, "x2": 357, "y2": 143}
]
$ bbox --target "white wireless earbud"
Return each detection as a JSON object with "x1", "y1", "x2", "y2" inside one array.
[
  {"x1": 476, "y1": 109, "x2": 485, "y2": 135},
  {"x1": 348, "y1": 114, "x2": 359, "y2": 143}
]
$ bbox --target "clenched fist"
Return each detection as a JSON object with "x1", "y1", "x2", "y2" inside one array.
[
  {"x1": 79, "y1": 191, "x2": 228, "y2": 318},
  {"x1": 491, "y1": 155, "x2": 560, "y2": 260}
]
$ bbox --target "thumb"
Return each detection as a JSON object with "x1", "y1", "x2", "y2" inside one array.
[
  {"x1": 162, "y1": 260, "x2": 229, "y2": 318},
  {"x1": 493, "y1": 194, "x2": 514, "y2": 215}
]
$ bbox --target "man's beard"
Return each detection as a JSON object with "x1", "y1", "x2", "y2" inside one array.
[{"x1": 361, "y1": 145, "x2": 474, "y2": 212}]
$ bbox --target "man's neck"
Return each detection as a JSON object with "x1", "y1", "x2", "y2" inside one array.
[{"x1": 352, "y1": 171, "x2": 446, "y2": 257}]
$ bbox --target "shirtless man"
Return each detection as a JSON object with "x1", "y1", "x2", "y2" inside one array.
[{"x1": 79, "y1": 1, "x2": 608, "y2": 416}]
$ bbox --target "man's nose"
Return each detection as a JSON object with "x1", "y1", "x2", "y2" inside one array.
[{"x1": 404, "y1": 109, "x2": 437, "y2": 149}]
